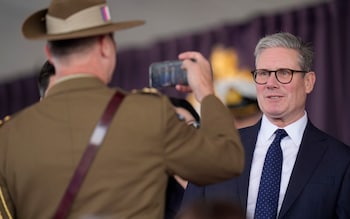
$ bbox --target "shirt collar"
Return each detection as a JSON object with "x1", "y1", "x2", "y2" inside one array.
[
  {"x1": 54, "y1": 74, "x2": 95, "y2": 85},
  {"x1": 260, "y1": 112, "x2": 308, "y2": 145}
]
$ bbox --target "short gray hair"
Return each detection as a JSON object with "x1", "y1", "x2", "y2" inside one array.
[{"x1": 254, "y1": 32, "x2": 313, "y2": 72}]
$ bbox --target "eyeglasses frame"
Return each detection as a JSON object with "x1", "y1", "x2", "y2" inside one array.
[{"x1": 251, "y1": 68, "x2": 308, "y2": 85}]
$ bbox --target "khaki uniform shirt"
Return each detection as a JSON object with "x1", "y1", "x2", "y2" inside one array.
[{"x1": 0, "y1": 77, "x2": 244, "y2": 219}]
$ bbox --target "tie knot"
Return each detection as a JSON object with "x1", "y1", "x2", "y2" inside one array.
[{"x1": 274, "y1": 129, "x2": 288, "y2": 141}]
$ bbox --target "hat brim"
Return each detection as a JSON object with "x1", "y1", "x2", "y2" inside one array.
[{"x1": 22, "y1": 9, "x2": 145, "y2": 41}]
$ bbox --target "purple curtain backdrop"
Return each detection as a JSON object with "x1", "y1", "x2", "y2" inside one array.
[{"x1": 1, "y1": 0, "x2": 349, "y2": 145}]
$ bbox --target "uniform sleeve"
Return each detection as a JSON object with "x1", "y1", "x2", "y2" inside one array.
[
  {"x1": 163, "y1": 94, "x2": 244, "y2": 186},
  {"x1": 0, "y1": 183, "x2": 15, "y2": 219}
]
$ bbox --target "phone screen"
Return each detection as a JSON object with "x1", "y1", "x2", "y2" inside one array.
[{"x1": 149, "y1": 61, "x2": 187, "y2": 88}]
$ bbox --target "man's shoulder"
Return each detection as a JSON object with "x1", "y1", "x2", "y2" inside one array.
[
  {"x1": 131, "y1": 87, "x2": 163, "y2": 97},
  {"x1": 0, "y1": 115, "x2": 12, "y2": 128},
  {"x1": 128, "y1": 87, "x2": 168, "y2": 103},
  {"x1": 120, "y1": 87, "x2": 173, "y2": 111},
  {"x1": 306, "y1": 122, "x2": 345, "y2": 143},
  {"x1": 238, "y1": 122, "x2": 261, "y2": 135},
  {"x1": 302, "y1": 121, "x2": 350, "y2": 157}
]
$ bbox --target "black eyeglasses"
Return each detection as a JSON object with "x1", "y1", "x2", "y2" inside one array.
[{"x1": 251, "y1": 68, "x2": 308, "y2": 85}]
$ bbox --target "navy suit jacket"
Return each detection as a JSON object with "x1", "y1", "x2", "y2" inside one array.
[
  {"x1": 165, "y1": 177, "x2": 184, "y2": 219},
  {"x1": 183, "y1": 120, "x2": 350, "y2": 219}
]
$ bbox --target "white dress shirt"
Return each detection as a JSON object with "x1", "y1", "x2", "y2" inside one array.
[{"x1": 246, "y1": 113, "x2": 308, "y2": 219}]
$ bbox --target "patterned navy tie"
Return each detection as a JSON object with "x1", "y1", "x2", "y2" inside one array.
[{"x1": 254, "y1": 129, "x2": 288, "y2": 219}]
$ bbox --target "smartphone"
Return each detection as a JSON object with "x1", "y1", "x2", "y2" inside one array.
[{"x1": 149, "y1": 60, "x2": 188, "y2": 88}]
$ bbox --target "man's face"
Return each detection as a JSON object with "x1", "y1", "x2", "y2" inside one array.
[{"x1": 255, "y1": 47, "x2": 315, "y2": 126}]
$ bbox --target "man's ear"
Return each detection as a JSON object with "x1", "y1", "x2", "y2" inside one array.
[
  {"x1": 304, "y1": 71, "x2": 316, "y2": 94},
  {"x1": 99, "y1": 35, "x2": 115, "y2": 58},
  {"x1": 45, "y1": 44, "x2": 54, "y2": 63}
]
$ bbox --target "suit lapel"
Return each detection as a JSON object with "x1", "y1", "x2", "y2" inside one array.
[
  {"x1": 237, "y1": 122, "x2": 261, "y2": 208},
  {"x1": 278, "y1": 122, "x2": 328, "y2": 218}
]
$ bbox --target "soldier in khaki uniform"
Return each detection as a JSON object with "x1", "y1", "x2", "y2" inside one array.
[{"x1": 0, "y1": 0, "x2": 244, "y2": 219}]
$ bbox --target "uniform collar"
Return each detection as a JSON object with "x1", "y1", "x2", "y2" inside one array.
[{"x1": 46, "y1": 76, "x2": 107, "y2": 98}]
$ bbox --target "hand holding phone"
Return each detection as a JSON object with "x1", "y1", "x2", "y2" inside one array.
[
  {"x1": 177, "y1": 51, "x2": 215, "y2": 102},
  {"x1": 149, "y1": 52, "x2": 214, "y2": 103}
]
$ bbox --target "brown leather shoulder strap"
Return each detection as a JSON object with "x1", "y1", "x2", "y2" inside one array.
[{"x1": 53, "y1": 91, "x2": 125, "y2": 219}]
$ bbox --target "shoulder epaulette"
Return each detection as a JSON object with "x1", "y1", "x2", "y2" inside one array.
[
  {"x1": 0, "y1": 115, "x2": 11, "y2": 127},
  {"x1": 132, "y1": 87, "x2": 161, "y2": 96}
]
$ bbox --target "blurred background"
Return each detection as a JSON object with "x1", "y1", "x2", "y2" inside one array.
[
  {"x1": 1, "y1": 0, "x2": 349, "y2": 145},
  {"x1": 0, "y1": 0, "x2": 326, "y2": 81}
]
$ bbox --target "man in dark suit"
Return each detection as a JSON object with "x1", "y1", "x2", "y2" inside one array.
[
  {"x1": 0, "y1": 0, "x2": 244, "y2": 218},
  {"x1": 183, "y1": 32, "x2": 350, "y2": 219}
]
